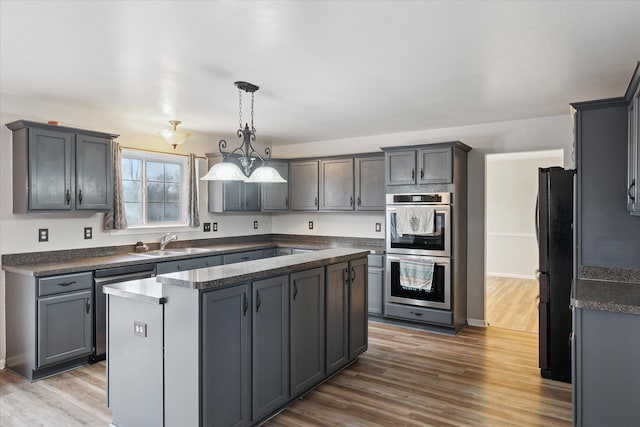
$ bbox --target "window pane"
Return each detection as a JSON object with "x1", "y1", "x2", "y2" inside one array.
[
  {"x1": 124, "y1": 202, "x2": 142, "y2": 225},
  {"x1": 122, "y1": 180, "x2": 142, "y2": 203},
  {"x1": 147, "y1": 203, "x2": 164, "y2": 223},
  {"x1": 165, "y1": 183, "x2": 181, "y2": 202},
  {"x1": 121, "y1": 158, "x2": 142, "y2": 181},
  {"x1": 147, "y1": 162, "x2": 165, "y2": 181},
  {"x1": 164, "y1": 203, "x2": 180, "y2": 222},
  {"x1": 147, "y1": 182, "x2": 164, "y2": 202},
  {"x1": 165, "y1": 163, "x2": 181, "y2": 182}
]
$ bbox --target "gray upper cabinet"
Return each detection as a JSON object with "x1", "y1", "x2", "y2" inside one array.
[
  {"x1": 385, "y1": 149, "x2": 416, "y2": 185},
  {"x1": 418, "y1": 147, "x2": 453, "y2": 184},
  {"x1": 319, "y1": 158, "x2": 354, "y2": 211},
  {"x1": 261, "y1": 161, "x2": 290, "y2": 211},
  {"x1": 326, "y1": 262, "x2": 349, "y2": 375},
  {"x1": 202, "y1": 284, "x2": 251, "y2": 427},
  {"x1": 206, "y1": 154, "x2": 261, "y2": 213},
  {"x1": 354, "y1": 155, "x2": 385, "y2": 211},
  {"x1": 252, "y1": 275, "x2": 289, "y2": 422},
  {"x1": 627, "y1": 68, "x2": 640, "y2": 215},
  {"x1": 6, "y1": 120, "x2": 116, "y2": 213},
  {"x1": 290, "y1": 160, "x2": 319, "y2": 211},
  {"x1": 290, "y1": 267, "x2": 325, "y2": 395}
]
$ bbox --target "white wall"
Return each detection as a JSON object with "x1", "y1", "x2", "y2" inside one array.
[
  {"x1": 273, "y1": 115, "x2": 574, "y2": 326},
  {"x1": 485, "y1": 151, "x2": 564, "y2": 279}
]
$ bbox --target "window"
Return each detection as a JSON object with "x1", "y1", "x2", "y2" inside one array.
[{"x1": 121, "y1": 149, "x2": 189, "y2": 227}]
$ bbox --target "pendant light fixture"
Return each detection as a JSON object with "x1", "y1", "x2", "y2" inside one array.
[
  {"x1": 200, "y1": 81, "x2": 286, "y2": 183},
  {"x1": 159, "y1": 120, "x2": 191, "y2": 149}
]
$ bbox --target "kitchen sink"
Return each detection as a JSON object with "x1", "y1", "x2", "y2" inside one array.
[
  {"x1": 169, "y1": 247, "x2": 212, "y2": 254},
  {"x1": 131, "y1": 250, "x2": 182, "y2": 257}
]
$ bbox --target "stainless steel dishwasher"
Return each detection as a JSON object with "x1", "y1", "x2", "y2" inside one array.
[{"x1": 92, "y1": 263, "x2": 156, "y2": 362}]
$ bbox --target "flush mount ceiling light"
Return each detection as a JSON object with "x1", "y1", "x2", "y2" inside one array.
[
  {"x1": 159, "y1": 120, "x2": 191, "y2": 149},
  {"x1": 200, "y1": 81, "x2": 286, "y2": 183}
]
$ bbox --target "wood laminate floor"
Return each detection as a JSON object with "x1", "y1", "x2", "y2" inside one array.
[
  {"x1": 486, "y1": 276, "x2": 539, "y2": 333},
  {"x1": 0, "y1": 321, "x2": 570, "y2": 427}
]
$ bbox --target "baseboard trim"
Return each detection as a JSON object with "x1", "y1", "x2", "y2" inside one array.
[
  {"x1": 487, "y1": 272, "x2": 536, "y2": 280},
  {"x1": 467, "y1": 318, "x2": 488, "y2": 328},
  {"x1": 0, "y1": 358, "x2": 6, "y2": 370}
]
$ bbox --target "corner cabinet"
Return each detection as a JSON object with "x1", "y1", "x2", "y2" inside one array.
[
  {"x1": 6, "y1": 120, "x2": 116, "y2": 213},
  {"x1": 206, "y1": 153, "x2": 261, "y2": 213},
  {"x1": 627, "y1": 63, "x2": 640, "y2": 215}
]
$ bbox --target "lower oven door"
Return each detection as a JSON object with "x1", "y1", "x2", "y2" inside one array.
[{"x1": 385, "y1": 254, "x2": 451, "y2": 310}]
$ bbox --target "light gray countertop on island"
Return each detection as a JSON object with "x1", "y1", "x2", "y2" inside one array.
[
  {"x1": 157, "y1": 248, "x2": 371, "y2": 290},
  {"x1": 103, "y1": 278, "x2": 166, "y2": 305}
]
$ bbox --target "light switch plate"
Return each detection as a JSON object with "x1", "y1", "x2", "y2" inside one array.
[
  {"x1": 133, "y1": 321, "x2": 147, "y2": 337},
  {"x1": 375, "y1": 223, "x2": 381, "y2": 232},
  {"x1": 38, "y1": 228, "x2": 48, "y2": 242},
  {"x1": 203, "y1": 222, "x2": 211, "y2": 232},
  {"x1": 253, "y1": 220, "x2": 258, "y2": 230},
  {"x1": 84, "y1": 227, "x2": 92, "y2": 239},
  {"x1": 213, "y1": 222, "x2": 218, "y2": 232},
  {"x1": 308, "y1": 221, "x2": 314, "y2": 230}
]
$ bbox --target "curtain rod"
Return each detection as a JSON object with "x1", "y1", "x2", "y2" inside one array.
[{"x1": 119, "y1": 145, "x2": 206, "y2": 160}]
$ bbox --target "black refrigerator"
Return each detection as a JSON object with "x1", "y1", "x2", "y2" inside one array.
[{"x1": 537, "y1": 167, "x2": 574, "y2": 383}]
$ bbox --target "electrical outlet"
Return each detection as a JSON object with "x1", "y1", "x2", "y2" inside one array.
[
  {"x1": 203, "y1": 222, "x2": 211, "y2": 232},
  {"x1": 253, "y1": 220, "x2": 258, "y2": 230},
  {"x1": 38, "y1": 228, "x2": 48, "y2": 242},
  {"x1": 213, "y1": 222, "x2": 218, "y2": 232},
  {"x1": 84, "y1": 227, "x2": 92, "y2": 239},
  {"x1": 375, "y1": 222, "x2": 381, "y2": 232},
  {"x1": 308, "y1": 221, "x2": 314, "y2": 230},
  {"x1": 133, "y1": 321, "x2": 147, "y2": 337}
]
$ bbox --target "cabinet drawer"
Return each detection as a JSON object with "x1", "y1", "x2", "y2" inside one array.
[
  {"x1": 367, "y1": 254, "x2": 384, "y2": 268},
  {"x1": 223, "y1": 250, "x2": 264, "y2": 265},
  {"x1": 39, "y1": 272, "x2": 93, "y2": 297},
  {"x1": 384, "y1": 303, "x2": 453, "y2": 326}
]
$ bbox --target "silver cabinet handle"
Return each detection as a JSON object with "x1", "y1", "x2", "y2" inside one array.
[{"x1": 58, "y1": 281, "x2": 76, "y2": 287}]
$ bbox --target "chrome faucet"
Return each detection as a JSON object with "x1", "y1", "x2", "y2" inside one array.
[{"x1": 159, "y1": 233, "x2": 178, "y2": 250}]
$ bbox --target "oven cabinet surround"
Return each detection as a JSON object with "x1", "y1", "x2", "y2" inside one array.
[
  {"x1": 261, "y1": 160, "x2": 290, "y2": 211},
  {"x1": 367, "y1": 254, "x2": 384, "y2": 314},
  {"x1": 6, "y1": 120, "x2": 116, "y2": 213},
  {"x1": 382, "y1": 141, "x2": 470, "y2": 331},
  {"x1": 5, "y1": 271, "x2": 94, "y2": 381},
  {"x1": 573, "y1": 308, "x2": 640, "y2": 426},
  {"x1": 206, "y1": 153, "x2": 261, "y2": 212},
  {"x1": 105, "y1": 249, "x2": 369, "y2": 427}
]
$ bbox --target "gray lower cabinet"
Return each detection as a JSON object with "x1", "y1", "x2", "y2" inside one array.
[
  {"x1": 252, "y1": 275, "x2": 289, "y2": 422},
  {"x1": 573, "y1": 307, "x2": 640, "y2": 426},
  {"x1": 367, "y1": 254, "x2": 384, "y2": 315},
  {"x1": 6, "y1": 120, "x2": 116, "y2": 213},
  {"x1": 348, "y1": 257, "x2": 368, "y2": 359},
  {"x1": 289, "y1": 160, "x2": 319, "y2": 211},
  {"x1": 319, "y1": 157, "x2": 354, "y2": 210},
  {"x1": 202, "y1": 284, "x2": 251, "y2": 427},
  {"x1": 5, "y1": 271, "x2": 93, "y2": 381},
  {"x1": 156, "y1": 255, "x2": 222, "y2": 274},
  {"x1": 290, "y1": 267, "x2": 325, "y2": 395},
  {"x1": 326, "y1": 262, "x2": 349, "y2": 374},
  {"x1": 261, "y1": 161, "x2": 290, "y2": 211},
  {"x1": 355, "y1": 155, "x2": 385, "y2": 211}
]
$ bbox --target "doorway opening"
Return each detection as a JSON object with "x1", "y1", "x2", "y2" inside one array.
[{"x1": 484, "y1": 149, "x2": 564, "y2": 333}]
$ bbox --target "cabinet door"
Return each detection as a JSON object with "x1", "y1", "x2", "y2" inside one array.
[
  {"x1": 290, "y1": 161, "x2": 319, "y2": 210},
  {"x1": 325, "y1": 262, "x2": 349, "y2": 375},
  {"x1": 629, "y1": 86, "x2": 640, "y2": 215},
  {"x1": 262, "y1": 161, "x2": 290, "y2": 211},
  {"x1": 319, "y1": 158, "x2": 354, "y2": 210},
  {"x1": 385, "y1": 150, "x2": 416, "y2": 185},
  {"x1": 349, "y1": 258, "x2": 368, "y2": 359},
  {"x1": 38, "y1": 290, "x2": 92, "y2": 367},
  {"x1": 252, "y1": 275, "x2": 289, "y2": 422},
  {"x1": 367, "y1": 267, "x2": 383, "y2": 315},
  {"x1": 202, "y1": 284, "x2": 250, "y2": 427},
  {"x1": 28, "y1": 127, "x2": 73, "y2": 210},
  {"x1": 290, "y1": 267, "x2": 325, "y2": 395},
  {"x1": 243, "y1": 182, "x2": 261, "y2": 211},
  {"x1": 76, "y1": 134, "x2": 112, "y2": 210},
  {"x1": 355, "y1": 155, "x2": 385, "y2": 211},
  {"x1": 223, "y1": 180, "x2": 244, "y2": 211},
  {"x1": 418, "y1": 147, "x2": 453, "y2": 184}
]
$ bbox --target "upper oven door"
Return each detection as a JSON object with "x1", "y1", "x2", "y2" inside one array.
[{"x1": 386, "y1": 204, "x2": 450, "y2": 256}]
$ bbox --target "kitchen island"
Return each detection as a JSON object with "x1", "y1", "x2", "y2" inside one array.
[{"x1": 104, "y1": 248, "x2": 369, "y2": 427}]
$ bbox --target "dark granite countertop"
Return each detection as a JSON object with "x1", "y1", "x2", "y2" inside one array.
[
  {"x1": 157, "y1": 248, "x2": 370, "y2": 290},
  {"x1": 1, "y1": 234, "x2": 384, "y2": 277},
  {"x1": 572, "y1": 277, "x2": 640, "y2": 316}
]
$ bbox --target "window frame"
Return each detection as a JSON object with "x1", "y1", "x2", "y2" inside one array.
[{"x1": 120, "y1": 148, "x2": 190, "y2": 229}]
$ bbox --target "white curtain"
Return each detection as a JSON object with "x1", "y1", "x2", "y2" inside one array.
[
  {"x1": 187, "y1": 153, "x2": 200, "y2": 227},
  {"x1": 103, "y1": 141, "x2": 128, "y2": 230}
]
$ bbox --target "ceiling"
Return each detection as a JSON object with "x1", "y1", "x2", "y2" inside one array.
[{"x1": 1, "y1": 1, "x2": 639, "y2": 146}]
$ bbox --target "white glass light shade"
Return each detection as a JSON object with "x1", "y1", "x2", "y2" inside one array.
[
  {"x1": 159, "y1": 120, "x2": 191, "y2": 148},
  {"x1": 200, "y1": 161, "x2": 247, "y2": 181},
  {"x1": 246, "y1": 166, "x2": 287, "y2": 183}
]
